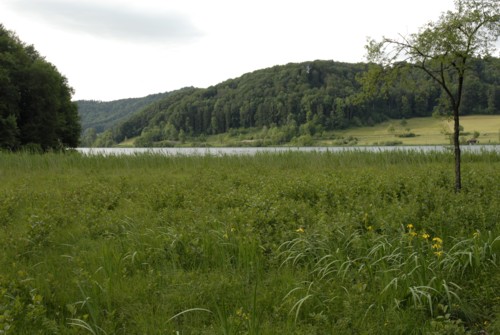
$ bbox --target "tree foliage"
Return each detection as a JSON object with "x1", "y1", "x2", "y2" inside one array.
[
  {"x1": 76, "y1": 92, "x2": 171, "y2": 134},
  {"x1": 104, "y1": 58, "x2": 498, "y2": 147},
  {"x1": 0, "y1": 24, "x2": 80, "y2": 151},
  {"x1": 365, "y1": 0, "x2": 499, "y2": 191}
]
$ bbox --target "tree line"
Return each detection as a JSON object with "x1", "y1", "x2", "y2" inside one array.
[
  {"x1": 0, "y1": 24, "x2": 80, "y2": 151},
  {"x1": 93, "y1": 58, "x2": 498, "y2": 147},
  {"x1": 77, "y1": 92, "x2": 171, "y2": 136}
]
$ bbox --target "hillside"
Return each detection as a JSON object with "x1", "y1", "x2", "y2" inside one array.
[
  {"x1": 116, "y1": 115, "x2": 497, "y2": 147},
  {"x1": 89, "y1": 58, "x2": 499, "y2": 147},
  {"x1": 76, "y1": 92, "x2": 172, "y2": 145}
]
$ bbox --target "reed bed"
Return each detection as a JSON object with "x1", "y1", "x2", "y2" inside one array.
[{"x1": 0, "y1": 150, "x2": 499, "y2": 334}]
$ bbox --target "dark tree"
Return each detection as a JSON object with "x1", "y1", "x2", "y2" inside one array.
[{"x1": 0, "y1": 24, "x2": 81, "y2": 151}]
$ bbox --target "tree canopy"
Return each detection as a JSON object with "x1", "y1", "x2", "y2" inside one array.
[
  {"x1": 77, "y1": 92, "x2": 171, "y2": 134},
  {"x1": 97, "y1": 57, "x2": 498, "y2": 147},
  {"x1": 0, "y1": 24, "x2": 81, "y2": 151}
]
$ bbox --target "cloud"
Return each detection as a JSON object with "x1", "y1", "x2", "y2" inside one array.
[{"x1": 7, "y1": 0, "x2": 202, "y2": 44}]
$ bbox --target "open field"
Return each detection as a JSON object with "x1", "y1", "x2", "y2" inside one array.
[
  {"x1": 331, "y1": 115, "x2": 500, "y2": 146},
  {"x1": 0, "y1": 151, "x2": 499, "y2": 334}
]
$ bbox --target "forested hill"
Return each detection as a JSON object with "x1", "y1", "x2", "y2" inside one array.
[
  {"x1": 76, "y1": 92, "x2": 172, "y2": 145},
  {"x1": 100, "y1": 59, "x2": 498, "y2": 146}
]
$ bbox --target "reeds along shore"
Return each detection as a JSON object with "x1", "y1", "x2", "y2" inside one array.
[{"x1": 0, "y1": 151, "x2": 499, "y2": 334}]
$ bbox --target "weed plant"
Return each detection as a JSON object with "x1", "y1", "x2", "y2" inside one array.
[{"x1": 0, "y1": 150, "x2": 499, "y2": 334}]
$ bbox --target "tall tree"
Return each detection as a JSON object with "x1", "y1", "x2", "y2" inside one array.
[
  {"x1": 0, "y1": 24, "x2": 81, "y2": 151},
  {"x1": 366, "y1": 0, "x2": 499, "y2": 191}
]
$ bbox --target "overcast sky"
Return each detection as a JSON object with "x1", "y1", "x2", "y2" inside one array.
[{"x1": 1, "y1": 0, "x2": 456, "y2": 101}]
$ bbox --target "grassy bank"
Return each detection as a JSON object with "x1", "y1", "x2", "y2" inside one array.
[
  {"x1": 115, "y1": 115, "x2": 500, "y2": 148},
  {"x1": 332, "y1": 115, "x2": 500, "y2": 146},
  {"x1": 0, "y1": 151, "x2": 499, "y2": 334}
]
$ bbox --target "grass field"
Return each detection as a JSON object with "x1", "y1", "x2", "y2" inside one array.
[
  {"x1": 0, "y1": 151, "x2": 499, "y2": 334},
  {"x1": 331, "y1": 115, "x2": 500, "y2": 146}
]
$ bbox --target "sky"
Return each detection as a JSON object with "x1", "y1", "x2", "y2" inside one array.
[{"x1": 0, "y1": 0, "x2": 457, "y2": 101}]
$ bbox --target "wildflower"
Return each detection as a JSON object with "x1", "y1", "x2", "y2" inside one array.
[
  {"x1": 409, "y1": 231, "x2": 417, "y2": 237},
  {"x1": 421, "y1": 232, "x2": 430, "y2": 239},
  {"x1": 432, "y1": 237, "x2": 443, "y2": 244},
  {"x1": 407, "y1": 224, "x2": 414, "y2": 230},
  {"x1": 296, "y1": 227, "x2": 305, "y2": 233},
  {"x1": 432, "y1": 243, "x2": 442, "y2": 250},
  {"x1": 367, "y1": 225, "x2": 373, "y2": 232},
  {"x1": 434, "y1": 250, "x2": 444, "y2": 258}
]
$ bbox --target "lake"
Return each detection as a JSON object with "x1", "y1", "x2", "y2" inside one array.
[{"x1": 76, "y1": 145, "x2": 500, "y2": 156}]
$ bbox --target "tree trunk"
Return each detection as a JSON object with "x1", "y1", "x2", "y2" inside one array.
[{"x1": 453, "y1": 107, "x2": 461, "y2": 192}]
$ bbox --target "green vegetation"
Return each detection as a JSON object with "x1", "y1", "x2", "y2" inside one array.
[
  {"x1": 116, "y1": 115, "x2": 500, "y2": 147},
  {"x1": 336, "y1": 115, "x2": 500, "y2": 146},
  {"x1": 77, "y1": 92, "x2": 172, "y2": 145},
  {"x1": 86, "y1": 56, "x2": 499, "y2": 148},
  {"x1": 0, "y1": 24, "x2": 81, "y2": 151},
  {"x1": 366, "y1": 0, "x2": 499, "y2": 191},
  {"x1": 1, "y1": 151, "x2": 499, "y2": 334}
]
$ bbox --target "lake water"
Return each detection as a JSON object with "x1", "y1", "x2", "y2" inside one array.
[{"x1": 76, "y1": 145, "x2": 500, "y2": 156}]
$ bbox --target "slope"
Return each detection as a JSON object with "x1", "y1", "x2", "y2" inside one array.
[
  {"x1": 76, "y1": 91, "x2": 172, "y2": 134},
  {"x1": 93, "y1": 58, "x2": 498, "y2": 147}
]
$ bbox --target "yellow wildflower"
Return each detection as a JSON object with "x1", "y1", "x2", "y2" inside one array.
[
  {"x1": 421, "y1": 232, "x2": 430, "y2": 239},
  {"x1": 432, "y1": 237, "x2": 443, "y2": 244},
  {"x1": 296, "y1": 227, "x2": 305, "y2": 233},
  {"x1": 434, "y1": 250, "x2": 444, "y2": 258},
  {"x1": 367, "y1": 226, "x2": 373, "y2": 231},
  {"x1": 432, "y1": 243, "x2": 442, "y2": 250},
  {"x1": 407, "y1": 224, "x2": 414, "y2": 230},
  {"x1": 409, "y1": 231, "x2": 418, "y2": 237}
]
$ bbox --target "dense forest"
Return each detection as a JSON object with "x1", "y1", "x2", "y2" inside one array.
[
  {"x1": 88, "y1": 58, "x2": 498, "y2": 147},
  {"x1": 77, "y1": 92, "x2": 171, "y2": 146},
  {"x1": 0, "y1": 25, "x2": 80, "y2": 151}
]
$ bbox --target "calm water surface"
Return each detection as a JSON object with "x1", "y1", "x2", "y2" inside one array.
[{"x1": 76, "y1": 145, "x2": 500, "y2": 156}]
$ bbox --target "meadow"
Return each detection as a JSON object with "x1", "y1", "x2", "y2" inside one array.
[
  {"x1": 332, "y1": 115, "x2": 500, "y2": 146},
  {"x1": 0, "y1": 150, "x2": 499, "y2": 334},
  {"x1": 117, "y1": 115, "x2": 500, "y2": 148}
]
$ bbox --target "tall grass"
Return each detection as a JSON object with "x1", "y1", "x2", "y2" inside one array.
[{"x1": 0, "y1": 150, "x2": 499, "y2": 334}]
